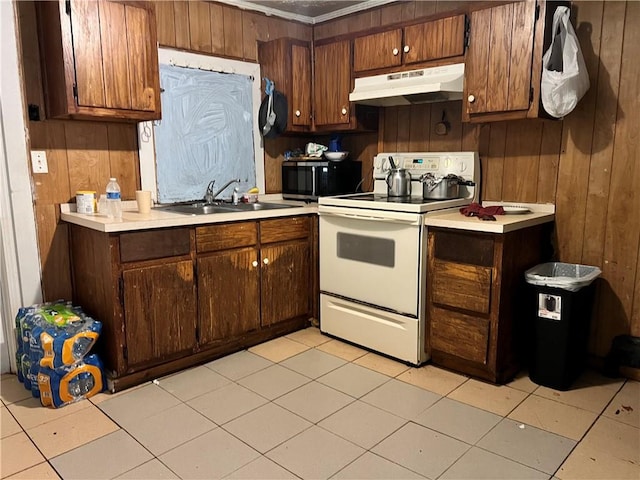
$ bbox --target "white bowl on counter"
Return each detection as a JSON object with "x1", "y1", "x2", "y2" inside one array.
[{"x1": 324, "y1": 151, "x2": 349, "y2": 161}]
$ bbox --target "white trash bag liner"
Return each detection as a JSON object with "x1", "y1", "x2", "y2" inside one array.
[
  {"x1": 525, "y1": 262, "x2": 601, "y2": 292},
  {"x1": 540, "y1": 6, "x2": 590, "y2": 119}
]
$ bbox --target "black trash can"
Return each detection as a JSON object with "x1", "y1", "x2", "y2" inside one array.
[{"x1": 524, "y1": 262, "x2": 601, "y2": 390}]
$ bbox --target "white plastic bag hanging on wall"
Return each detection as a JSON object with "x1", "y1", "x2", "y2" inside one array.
[{"x1": 541, "y1": 6, "x2": 590, "y2": 119}]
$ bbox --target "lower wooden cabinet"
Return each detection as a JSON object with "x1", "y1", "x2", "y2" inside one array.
[
  {"x1": 122, "y1": 261, "x2": 197, "y2": 368},
  {"x1": 426, "y1": 225, "x2": 551, "y2": 383},
  {"x1": 69, "y1": 215, "x2": 315, "y2": 391}
]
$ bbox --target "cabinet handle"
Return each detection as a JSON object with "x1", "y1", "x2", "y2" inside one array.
[
  {"x1": 263, "y1": 258, "x2": 269, "y2": 265},
  {"x1": 295, "y1": 110, "x2": 301, "y2": 117},
  {"x1": 403, "y1": 45, "x2": 410, "y2": 53},
  {"x1": 392, "y1": 48, "x2": 399, "y2": 56},
  {"x1": 341, "y1": 107, "x2": 347, "y2": 115},
  {"x1": 468, "y1": 94, "x2": 476, "y2": 103},
  {"x1": 252, "y1": 260, "x2": 258, "y2": 267}
]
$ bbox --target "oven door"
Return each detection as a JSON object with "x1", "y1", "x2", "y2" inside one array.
[{"x1": 319, "y1": 205, "x2": 423, "y2": 316}]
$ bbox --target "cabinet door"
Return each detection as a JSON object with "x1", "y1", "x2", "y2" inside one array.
[
  {"x1": 353, "y1": 29, "x2": 402, "y2": 72},
  {"x1": 68, "y1": 0, "x2": 160, "y2": 117},
  {"x1": 122, "y1": 261, "x2": 196, "y2": 368},
  {"x1": 313, "y1": 41, "x2": 352, "y2": 127},
  {"x1": 291, "y1": 44, "x2": 312, "y2": 127},
  {"x1": 260, "y1": 240, "x2": 311, "y2": 327},
  {"x1": 403, "y1": 15, "x2": 465, "y2": 64},
  {"x1": 464, "y1": 1, "x2": 537, "y2": 116},
  {"x1": 197, "y1": 248, "x2": 261, "y2": 345}
]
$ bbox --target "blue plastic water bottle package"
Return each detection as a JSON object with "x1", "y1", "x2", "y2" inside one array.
[{"x1": 14, "y1": 301, "x2": 105, "y2": 407}]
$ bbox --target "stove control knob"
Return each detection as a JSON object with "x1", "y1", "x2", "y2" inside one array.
[{"x1": 459, "y1": 161, "x2": 467, "y2": 173}]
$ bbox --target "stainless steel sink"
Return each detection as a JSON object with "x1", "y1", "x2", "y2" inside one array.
[
  {"x1": 160, "y1": 202, "x2": 295, "y2": 215},
  {"x1": 220, "y1": 202, "x2": 296, "y2": 212}
]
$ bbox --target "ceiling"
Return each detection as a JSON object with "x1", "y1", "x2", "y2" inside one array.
[{"x1": 223, "y1": 0, "x2": 396, "y2": 24}]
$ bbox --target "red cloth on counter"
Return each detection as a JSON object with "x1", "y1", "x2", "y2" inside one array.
[{"x1": 459, "y1": 203, "x2": 505, "y2": 221}]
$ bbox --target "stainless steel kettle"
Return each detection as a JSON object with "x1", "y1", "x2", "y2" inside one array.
[{"x1": 386, "y1": 168, "x2": 412, "y2": 197}]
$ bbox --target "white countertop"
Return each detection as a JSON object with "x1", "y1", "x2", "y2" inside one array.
[
  {"x1": 61, "y1": 195, "x2": 317, "y2": 233},
  {"x1": 424, "y1": 202, "x2": 555, "y2": 233}
]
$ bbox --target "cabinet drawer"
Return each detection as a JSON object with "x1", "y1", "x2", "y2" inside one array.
[
  {"x1": 430, "y1": 306, "x2": 490, "y2": 364},
  {"x1": 260, "y1": 216, "x2": 310, "y2": 243},
  {"x1": 432, "y1": 259, "x2": 492, "y2": 314},
  {"x1": 433, "y1": 229, "x2": 494, "y2": 266},
  {"x1": 196, "y1": 222, "x2": 258, "y2": 253},
  {"x1": 120, "y1": 228, "x2": 190, "y2": 263}
]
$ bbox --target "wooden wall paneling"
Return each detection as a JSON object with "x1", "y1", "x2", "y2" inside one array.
[
  {"x1": 379, "y1": 2, "x2": 416, "y2": 26},
  {"x1": 222, "y1": 6, "x2": 243, "y2": 58},
  {"x1": 480, "y1": 123, "x2": 506, "y2": 201},
  {"x1": 598, "y1": 0, "x2": 640, "y2": 356},
  {"x1": 29, "y1": 121, "x2": 72, "y2": 205},
  {"x1": 154, "y1": 0, "x2": 176, "y2": 47},
  {"x1": 241, "y1": 11, "x2": 267, "y2": 61},
  {"x1": 64, "y1": 122, "x2": 111, "y2": 195},
  {"x1": 16, "y1": 1, "x2": 45, "y2": 112},
  {"x1": 409, "y1": 104, "x2": 431, "y2": 151},
  {"x1": 536, "y1": 120, "x2": 563, "y2": 205},
  {"x1": 343, "y1": 133, "x2": 378, "y2": 192},
  {"x1": 263, "y1": 136, "x2": 308, "y2": 193},
  {"x1": 435, "y1": 1, "x2": 469, "y2": 14},
  {"x1": 461, "y1": 123, "x2": 481, "y2": 152},
  {"x1": 429, "y1": 101, "x2": 462, "y2": 151},
  {"x1": 314, "y1": 10, "x2": 381, "y2": 40},
  {"x1": 210, "y1": 2, "x2": 225, "y2": 55},
  {"x1": 173, "y1": 1, "x2": 190, "y2": 50},
  {"x1": 501, "y1": 120, "x2": 542, "y2": 203},
  {"x1": 581, "y1": 1, "x2": 625, "y2": 267},
  {"x1": 189, "y1": 1, "x2": 212, "y2": 53},
  {"x1": 554, "y1": 1, "x2": 604, "y2": 264},
  {"x1": 35, "y1": 204, "x2": 72, "y2": 302},
  {"x1": 414, "y1": 1, "x2": 437, "y2": 19},
  {"x1": 107, "y1": 124, "x2": 139, "y2": 200},
  {"x1": 381, "y1": 106, "x2": 399, "y2": 152},
  {"x1": 396, "y1": 107, "x2": 412, "y2": 151}
]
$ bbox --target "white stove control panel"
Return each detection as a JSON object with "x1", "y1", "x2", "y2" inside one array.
[{"x1": 373, "y1": 152, "x2": 477, "y2": 180}]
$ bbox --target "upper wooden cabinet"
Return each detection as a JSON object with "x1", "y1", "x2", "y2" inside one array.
[
  {"x1": 314, "y1": 40, "x2": 353, "y2": 128},
  {"x1": 353, "y1": 15, "x2": 466, "y2": 74},
  {"x1": 258, "y1": 38, "x2": 312, "y2": 132},
  {"x1": 463, "y1": 0, "x2": 567, "y2": 122},
  {"x1": 35, "y1": 0, "x2": 161, "y2": 122}
]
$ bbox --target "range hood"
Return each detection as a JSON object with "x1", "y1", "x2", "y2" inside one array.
[{"x1": 349, "y1": 63, "x2": 465, "y2": 107}]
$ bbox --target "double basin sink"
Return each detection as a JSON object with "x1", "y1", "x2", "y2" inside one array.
[{"x1": 160, "y1": 201, "x2": 296, "y2": 215}]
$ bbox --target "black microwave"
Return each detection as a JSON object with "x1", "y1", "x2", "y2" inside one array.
[{"x1": 282, "y1": 160, "x2": 362, "y2": 201}]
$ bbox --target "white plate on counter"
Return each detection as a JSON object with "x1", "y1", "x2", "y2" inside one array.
[{"x1": 503, "y1": 206, "x2": 531, "y2": 214}]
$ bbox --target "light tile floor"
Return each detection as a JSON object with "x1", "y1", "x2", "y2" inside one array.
[{"x1": 1, "y1": 327, "x2": 639, "y2": 480}]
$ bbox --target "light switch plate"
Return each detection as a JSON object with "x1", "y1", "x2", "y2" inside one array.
[{"x1": 31, "y1": 150, "x2": 48, "y2": 173}]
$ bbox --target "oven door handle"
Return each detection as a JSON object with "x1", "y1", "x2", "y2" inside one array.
[{"x1": 319, "y1": 211, "x2": 421, "y2": 226}]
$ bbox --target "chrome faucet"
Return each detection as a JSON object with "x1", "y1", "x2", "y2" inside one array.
[{"x1": 204, "y1": 178, "x2": 241, "y2": 204}]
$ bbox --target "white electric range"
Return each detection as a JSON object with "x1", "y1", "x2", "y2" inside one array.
[{"x1": 318, "y1": 151, "x2": 480, "y2": 365}]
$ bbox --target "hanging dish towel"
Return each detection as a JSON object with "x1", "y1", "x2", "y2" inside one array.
[{"x1": 540, "y1": 6, "x2": 590, "y2": 119}]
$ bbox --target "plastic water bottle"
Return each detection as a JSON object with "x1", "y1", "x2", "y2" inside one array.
[{"x1": 105, "y1": 177, "x2": 122, "y2": 219}]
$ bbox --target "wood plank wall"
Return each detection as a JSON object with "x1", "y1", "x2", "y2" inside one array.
[{"x1": 17, "y1": 0, "x2": 639, "y2": 362}]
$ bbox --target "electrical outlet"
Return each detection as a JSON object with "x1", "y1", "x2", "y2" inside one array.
[{"x1": 31, "y1": 150, "x2": 48, "y2": 174}]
